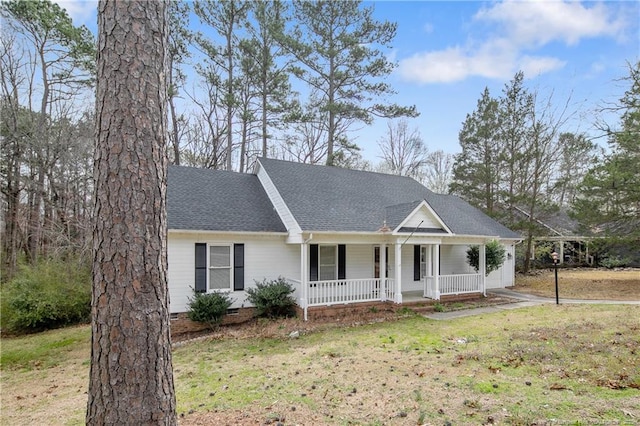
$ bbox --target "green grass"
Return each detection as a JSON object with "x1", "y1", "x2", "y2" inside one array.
[{"x1": 0, "y1": 325, "x2": 90, "y2": 370}]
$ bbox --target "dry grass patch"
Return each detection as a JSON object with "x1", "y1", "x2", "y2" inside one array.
[
  {"x1": 514, "y1": 268, "x2": 640, "y2": 300},
  {"x1": 1, "y1": 326, "x2": 90, "y2": 425}
]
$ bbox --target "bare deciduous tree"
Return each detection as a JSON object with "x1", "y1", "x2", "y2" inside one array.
[
  {"x1": 422, "y1": 150, "x2": 454, "y2": 194},
  {"x1": 0, "y1": 0, "x2": 94, "y2": 278},
  {"x1": 377, "y1": 119, "x2": 428, "y2": 178}
]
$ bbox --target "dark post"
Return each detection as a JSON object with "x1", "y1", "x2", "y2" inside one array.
[{"x1": 551, "y1": 251, "x2": 559, "y2": 305}]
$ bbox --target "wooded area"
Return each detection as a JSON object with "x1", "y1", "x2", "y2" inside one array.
[{"x1": 1, "y1": 0, "x2": 638, "y2": 282}]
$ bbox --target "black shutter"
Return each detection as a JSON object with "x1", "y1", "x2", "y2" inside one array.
[
  {"x1": 233, "y1": 244, "x2": 244, "y2": 291},
  {"x1": 195, "y1": 243, "x2": 207, "y2": 292},
  {"x1": 413, "y1": 245, "x2": 421, "y2": 281},
  {"x1": 384, "y1": 246, "x2": 389, "y2": 277},
  {"x1": 309, "y1": 244, "x2": 318, "y2": 281},
  {"x1": 338, "y1": 244, "x2": 346, "y2": 280}
]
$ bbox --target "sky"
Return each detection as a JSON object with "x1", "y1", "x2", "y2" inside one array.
[{"x1": 54, "y1": 0, "x2": 639, "y2": 162}]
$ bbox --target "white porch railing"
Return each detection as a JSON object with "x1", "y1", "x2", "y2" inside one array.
[
  {"x1": 385, "y1": 279, "x2": 395, "y2": 302},
  {"x1": 424, "y1": 274, "x2": 483, "y2": 300},
  {"x1": 289, "y1": 277, "x2": 395, "y2": 321},
  {"x1": 306, "y1": 278, "x2": 394, "y2": 306}
]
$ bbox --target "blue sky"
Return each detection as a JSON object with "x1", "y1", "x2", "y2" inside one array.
[{"x1": 56, "y1": 0, "x2": 639, "y2": 162}]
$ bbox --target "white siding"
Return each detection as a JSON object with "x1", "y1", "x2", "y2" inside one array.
[
  {"x1": 168, "y1": 232, "x2": 298, "y2": 313},
  {"x1": 487, "y1": 243, "x2": 515, "y2": 289},
  {"x1": 400, "y1": 244, "x2": 422, "y2": 292},
  {"x1": 486, "y1": 268, "x2": 502, "y2": 288},
  {"x1": 403, "y1": 205, "x2": 442, "y2": 229},
  {"x1": 440, "y1": 245, "x2": 475, "y2": 275},
  {"x1": 167, "y1": 236, "x2": 194, "y2": 314},
  {"x1": 346, "y1": 245, "x2": 373, "y2": 279},
  {"x1": 344, "y1": 244, "x2": 396, "y2": 280},
  {"x1": 503, "y1": 244, "x2": 515, "y2": 287}
]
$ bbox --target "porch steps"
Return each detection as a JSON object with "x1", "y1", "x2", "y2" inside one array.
[{"x1": 396, "y1": 293, "x2": 485, "y2": 315}]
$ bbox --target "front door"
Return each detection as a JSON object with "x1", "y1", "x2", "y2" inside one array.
[{"x1": 374, "y1": 246, "x2": 389, "y2": 278}]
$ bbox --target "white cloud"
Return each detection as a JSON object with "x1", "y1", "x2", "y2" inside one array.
[
  {"x1": 474, "y1": 0, "x2": 626, "y2": 47},
  {"x1": 519, "y1": 55, "x2": 567, "y2": 77},
  {"x1": 398, "y1": 39, "x2": 565, "y2": 84},
  {"x1": 398, "y1": 1, "x2": 626, "y2": 84},
  {"x1": 399, "y1": 45, "x2": 512, "y2": 84}
]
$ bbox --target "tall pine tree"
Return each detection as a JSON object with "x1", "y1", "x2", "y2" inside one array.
[
  {"x1": 193, "y1": 0, "x2": 249, "y2": 170},
  {"x1": 450, "y1": 87, "x2": 502, "y2": 216},
  {"x1": 573, "y1": 62, "x2": 640, "y2": 237},
  {"x1": 282, "y1": 0, "x2": 417, "y2": 165},
  {"x1": 498, "y1": 71, "x2": 534, "y2": 222},
  {"x1": 245, "y1": 0, "x2": 294, "y2": 160}
]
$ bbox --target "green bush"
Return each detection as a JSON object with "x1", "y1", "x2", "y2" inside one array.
[
  {"x1": 467, "y1": 240, "x2": 506, "y2": 276},
  {"x1": 590, "y1": 236, "x2": 639, "y2": 268},
  {"x1": 0, "y1": 259, "x2": 91, "y2": 334},
  {"x1": 599, "y1": 255, "x2": 631, "y2": 269},
  {"x1": 246, "y1": 277, "x2": 296, "y2": 318},
  {"x1": 187, "y1": 291, "x2": 234, "y2": 329}
]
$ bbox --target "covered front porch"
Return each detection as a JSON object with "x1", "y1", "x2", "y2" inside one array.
[{"x1": 289, "y1": 237, "x2": 488, "y2": 320}]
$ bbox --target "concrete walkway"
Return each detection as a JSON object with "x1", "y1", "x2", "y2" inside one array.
[{"x1": 423, "y1": 288, "x2": 640, "y2": 320}]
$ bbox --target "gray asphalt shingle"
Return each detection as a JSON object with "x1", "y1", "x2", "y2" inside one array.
[
  {"x1": 167, "y1": 160, "x2": 520, "y2": 239},
  {"x1": 167, "y1": 165, "x2": 286, "y2": 232},
  {"x1": 258, "y1": 158, "x2": 520, "y2": 239}
]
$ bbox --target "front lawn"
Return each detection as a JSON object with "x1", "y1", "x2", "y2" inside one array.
[{"x1": 2, "y1": 304, "x2": 639, "y2": 425}]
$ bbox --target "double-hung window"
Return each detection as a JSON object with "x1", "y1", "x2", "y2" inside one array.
[
  {"x1": 209, "y1": 245, "x2": 232, "y2": 290},
  {"x1": 319, "y1": 246, "x2": 337, "y2": 281},
  {"x1": 310, "y1": 244, "x2": 346, "y2": 281},
  {"x1": 195, "y1": 243, "x2": 244, "y2": 292}
]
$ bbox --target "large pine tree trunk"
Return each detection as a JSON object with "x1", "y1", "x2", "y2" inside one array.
[{"x1": 87, "y1": 1, "x2": 176, "y2": 424}]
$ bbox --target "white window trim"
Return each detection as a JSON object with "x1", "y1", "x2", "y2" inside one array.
[
  {"x1": 208, "y1": 244, "x2": 233, "y2": 292},
  {"x1": 420, "y1": 246, "x2": 428, "y2": 279}
]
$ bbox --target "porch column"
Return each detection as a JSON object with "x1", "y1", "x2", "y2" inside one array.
[
  {"x1": 479, "y1": 243, "x2": 486, "y2": 296},
  {"x1": 425, "y1": 245, "x2": 432, "y2": 298},
  {"x1": 432, "y1": 244, "x2": 440, "y2": 299},
  {"x1": 559, "y1": 241, "x2": 564, "y2": 265},
  {"x1": 380, "y1": 243, "x2": 387, "y2": 301},
  {"x1": 394, "y1": 243, "x2": 402, "y2": 303},
  {"x1": 301, "y1": 243, "x2": 308, "y2": 321}
]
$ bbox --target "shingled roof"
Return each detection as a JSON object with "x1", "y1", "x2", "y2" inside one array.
[
  {"x1": 167, "y1": 165, "x2": 286, "y2": 232},
  {"x1": 167, "y1": 160, "x2": 520, "y2": 239},
  {"x1": 258, "y1": 158, "x2": 520, "y2": 239}
]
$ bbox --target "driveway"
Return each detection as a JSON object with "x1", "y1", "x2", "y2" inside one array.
[
  {"x1": 424, "y1": 288, "x2": 640, "y2": 320},
  {"x1": 489, "y1": 288, "x2": 640, "y2": 305}
]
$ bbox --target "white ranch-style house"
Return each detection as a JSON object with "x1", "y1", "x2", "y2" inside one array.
[{"x1": 167, "y1": 158, "x2": 521, "y2": 320}]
